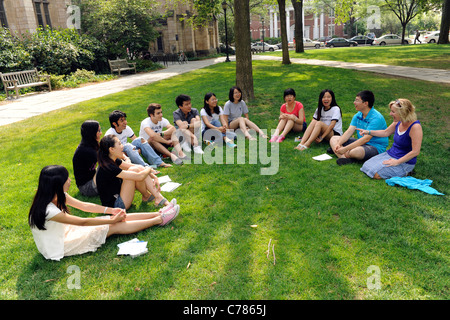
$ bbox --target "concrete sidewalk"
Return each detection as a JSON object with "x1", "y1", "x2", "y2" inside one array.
[
  {"x1": 1, "y1": 54, "x2": 449, "y2": 127},
  {"x1": 253, "y1": 55, "x2": 450, "y2": 84},
  {"x1": 0, "y1": 57, "x2": 226, "y2": 127}
]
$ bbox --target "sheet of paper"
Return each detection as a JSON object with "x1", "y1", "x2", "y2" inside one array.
[
  {"x1": 117, "y1": 238, "x2": 148, "y2": 257},
  {"x1": 160, "y1": 182, "x2": 181, "y2": 192},
  {"x1": 158, "y1": 175, "x2": 172, "y2": 184},
  {"x1": 312, "y1": 153, "x2": 333, "y2": 161}
]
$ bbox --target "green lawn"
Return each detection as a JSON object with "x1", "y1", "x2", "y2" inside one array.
[
  {"x1": 0, "y1": 60, "x2": 448, "y2": 300},
  {"x1": 266, "y1": 44, "x2": 450, "y2": 70}
]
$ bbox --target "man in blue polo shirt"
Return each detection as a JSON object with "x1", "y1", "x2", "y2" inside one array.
[{"x1": 329, "y1": 90, "x2": 388, "y2": 165}]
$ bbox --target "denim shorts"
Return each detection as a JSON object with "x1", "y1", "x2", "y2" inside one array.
[
  {"x1": 78, "y1": 179, "x2": 98, "y2": 197},
  {"x1": 114, "y1": 195, "x2": 126, "y2": 209}
]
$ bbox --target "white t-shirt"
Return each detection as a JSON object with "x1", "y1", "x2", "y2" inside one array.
[
  {"x1": 31, "y1": 202, "x2": 65, "y2": 261},
  {"x1": 223, "y1": 100, "x2": 249, "y2": 122},
  {"x1": 139, "y1": 117, "x2": 170, "y2": 141},
  {"x1": 313, "y1": 105, "x2": 343, "y2": 135},
  {"x1": 104, "y1": 126, "x2": 135, "y2": 144},
  {"x1": 200, "y1": 107, "x2": 223, "y2": 131}
]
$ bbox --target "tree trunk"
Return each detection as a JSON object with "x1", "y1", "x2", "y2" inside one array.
[
  {"x1": 291, "y1": 0, "x2": 304, "y2": 53},
  {"x1": 438, "y1": 0, "x2": 450, "y2": 44},
  {"x1": 234, "y1": 0, "x2": 254, "y2": 100},
  {"x1": 277, "y1": 0, "x2": 291, "y2": 64}
]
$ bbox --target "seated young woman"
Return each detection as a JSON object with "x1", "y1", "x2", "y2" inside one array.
[
  {"x1": 72, "y1": 120, "x2": 102, "y2": 197},
  {"x1": 201, "y1": 92, "x2": 236, "y2": 148},
  {"x1": 295, "y1": 89, "x2": 343, "y2": 151},
  {"x1": 360, "y1": 98, "x2": 422, "y2": 179},
  {"x1": 96, "y1": 135, "x2": 170, "y2": 210},
  {"x1": 269, "y1": 88, "x2": 307, "y2": 143},
  {"x1": 223, "y1": 86, "x2": 268, "y2": 140},
  {"x1": 28, "y1": 165, "x2": 179, "y2": 260}
]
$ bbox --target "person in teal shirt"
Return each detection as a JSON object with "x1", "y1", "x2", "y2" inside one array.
[{"x1": 329, "y1": 90, "x2": 388, "y2": 165}]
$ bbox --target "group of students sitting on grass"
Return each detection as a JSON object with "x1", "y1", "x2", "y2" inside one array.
[{"x1": 28, "y1": 86, "x2": 423, "y2": 260}]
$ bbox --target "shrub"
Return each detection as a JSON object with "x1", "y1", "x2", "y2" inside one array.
[
  {"x1": 0, "y1": 28, "x2": 33, "y2": 73},
  {"x1": 21, "y1": 28, "x2": 107, "y2": 75}
]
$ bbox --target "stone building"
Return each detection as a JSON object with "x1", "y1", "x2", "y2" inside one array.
[
  {"x1": 0, "y1": 0, "x2": 219, "y2": 56},
  {"x1": 148, "y1": 1, "x2": 220, "y2": 56},
  {"x1": 0, "y1": 0, "x2": 71, "y2": 36}
]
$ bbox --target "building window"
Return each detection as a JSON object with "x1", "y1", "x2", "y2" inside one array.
[
  {"x1": 328, "y1": 24, "x2": 335, "y2": 37},
  {"x1": 34, "y1": 0, "x2": 52, "y2": 29},
  {"x1": 330, "y1": 8, "x2": 335, "y2": 18},
  {"x1": 0, "y1": 0, "x2": 8, "y2": 28}
]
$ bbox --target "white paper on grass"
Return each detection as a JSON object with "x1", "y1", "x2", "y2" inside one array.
[
  {"x1": 312, "y1": 153, "x2": 333, "y2": 161},
  {"x1": 158, "y1": 175, "x2": 172, "y2": 184},
  {"x1": 117, "y1": 238, "x2": 148, "y2": 257},
  {"x1": 160, "y1": 182, "x2": 181, "y2": 192}
]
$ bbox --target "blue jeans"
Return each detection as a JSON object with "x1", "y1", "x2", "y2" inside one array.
[
  {"x1": 202, "y1": 119, "x2": 237, "y2": 142},
  {"x1": 123, "y1": 139, "x2": 162, "y2": 167}
]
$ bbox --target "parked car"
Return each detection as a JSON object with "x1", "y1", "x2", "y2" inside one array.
[
  {"x1": 423, "y1": 31, "x2": 450, "y2": 43},
  {"x1": 303, "y1": 38, "x2": 322, "y2": 48},
  {"x1": 350, "y1": 35, "x2": 374, "y2": 45},
  {"x1": 318, "y1": 36, "x2": 332, "y2": 43},
  {"x1": 325, "y1": 38, "x2": 358, "y2": 47},
  {"x1": 251, "y1": 42, "x2": 278, "y2": 51},
  {"x1": 373, "y1": 34, "x2": 411, "y2": 45}
]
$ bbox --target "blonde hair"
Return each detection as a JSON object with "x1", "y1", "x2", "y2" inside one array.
[{"x1": 389, "y1": 99, "x2": 417, "y2": 123}]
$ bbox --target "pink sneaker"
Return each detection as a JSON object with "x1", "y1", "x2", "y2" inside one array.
[
  {"x1": 269, "y1": 135, "x2": 279, "y2": 143},
  {"x1": 160, "y1": 205, "x2": 180, "y2": 226},
  {"x1": 159, "y1": 198, "x2": 176, "y2": 213},
  {"x1": 276, "y1": 135, "x2": 285, "y2": 143}
]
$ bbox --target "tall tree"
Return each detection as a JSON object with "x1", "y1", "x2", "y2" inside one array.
[
  {"x1": 382, "y1": 0, "x2": 421, "y2": 44},
  {"x1": 234, "y1": 0, "x2": 255, "y2": 100},
  {"x1": 291, "y1": 0, "x2": 305, "y2": 53},
  {"x1": 277, "y1": 0, "x2": 291, "y2": 64},
  {"x1": 438, "y1": 0, "x2": 450, "y2": 44}
]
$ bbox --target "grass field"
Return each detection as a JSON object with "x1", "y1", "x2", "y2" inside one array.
[
  {"x1": 266, "y1": 44, "x2": 450, "y2": 70},
  {"x1": 0, "y1": 59, "x2": 448, "y2": 300}
]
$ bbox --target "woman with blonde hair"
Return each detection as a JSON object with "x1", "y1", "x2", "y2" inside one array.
[{"x1": 359, "y1": 98, "x2": 423, "y2": 179}]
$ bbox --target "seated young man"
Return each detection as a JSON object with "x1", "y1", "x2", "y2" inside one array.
[
  {"x1": 105, "y1": 110, "x2": 171, "y2": 168},
  {"x1": 139, "y1": 103, "x2": 186, "y2": 166},
  {"x1": 173, "y1": 94, "x2": 204, "y2": 154},
  {"x1": 329, "y1": 90, "x2": 388, "y2": 166}
]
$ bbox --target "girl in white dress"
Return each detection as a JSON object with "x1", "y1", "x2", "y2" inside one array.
[{"x1": 29, "y1": 165, "x2": 179, "y2": 260}]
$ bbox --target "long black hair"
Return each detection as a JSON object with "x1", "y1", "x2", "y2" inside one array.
[
  {"x1": 316, "y1": 89, "x2": 341, "y2": 121},
  {"x1": 79, "y1": 120, "x2": 100, "y2": 150},
  {"x1": 98, "y1": 134, "x2": 118, "y2": 169},
  {"x1": 29, "y1": 165, "x2": 69, "y2": 230},
  {"x1": 203, "y1": 92, "x2": 220, "y2": 117}
]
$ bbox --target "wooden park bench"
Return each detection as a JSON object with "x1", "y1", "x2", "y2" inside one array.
[
  {"x1": 108, "y1": 59, "x2": 137, "y2": 76},
  {"x1": 0, "y1": 68, "x2": 51, "y2": 99}
]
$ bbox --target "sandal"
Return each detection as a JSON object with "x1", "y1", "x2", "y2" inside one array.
[
  {"x1": 294, "y1": 144, "x2": 308, "y2": 151},
  {"x1": 158, "y1": 162, "x2": 172, "y2": 168}
]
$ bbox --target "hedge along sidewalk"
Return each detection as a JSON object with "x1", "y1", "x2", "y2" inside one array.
[
  {"x1": 1, "y1": 54, "x2": 449, "y2": 127},
  {"x1": 0, "y1": 57, "x2": 227, "y2": 127}
]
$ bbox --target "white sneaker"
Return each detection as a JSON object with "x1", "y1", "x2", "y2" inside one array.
[
  {"x1": 193, "y1": 146, "x2": 204, "y2": 154},
  {"x1": 181, "y1": 142, "x2": 191, "y2": 153}
]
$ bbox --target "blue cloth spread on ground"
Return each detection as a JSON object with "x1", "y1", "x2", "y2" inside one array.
[{"x1": 385, "y1": 177, "x2": 444, "y2": 195}]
